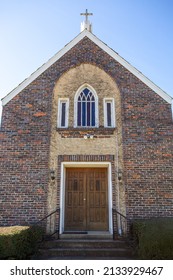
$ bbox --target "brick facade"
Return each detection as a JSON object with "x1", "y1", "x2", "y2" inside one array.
[{"x1": 1, "y1": 35, "x2": 173, "y2": 231}]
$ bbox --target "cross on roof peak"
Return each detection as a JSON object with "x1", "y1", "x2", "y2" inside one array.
[
  {"x1": 80, "y1": 9, "x2": 93, "y2": 24},
  {"x1": 80, "y1": 9, "x2": 93, "y2": 32}
]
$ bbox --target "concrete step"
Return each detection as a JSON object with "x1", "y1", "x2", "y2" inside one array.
[
  {"x1": 35, "y1": 238, "x2": 135, "y2": 260},
  {"x1": 38, "y1": 247, "x2": 133, "y2": 259},
  {"x1": 40, "y1": 239, "x2": 128, "y2": 249},
  {"x1": 60, "y1": 232, "x2": 113, "y2": 239}
]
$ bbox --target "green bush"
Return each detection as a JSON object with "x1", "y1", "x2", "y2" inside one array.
[
  {"x1": 132, "y1": 218, "x2": 173, "y2": 259},
  {"x1": 0, "y1": 226, "x2": 43, "y2": 259}
]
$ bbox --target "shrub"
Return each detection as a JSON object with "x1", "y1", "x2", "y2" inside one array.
[
  {"x1": 132, "y1": 218, "x2": 173, "y2": 259},
  {"x1": 0, "y1": 226, "x2": 43, "y2": 259}
]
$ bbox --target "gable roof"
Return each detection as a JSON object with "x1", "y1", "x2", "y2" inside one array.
[{"x1": 2, "y1": 29, "x2": 172, "y2": 105}]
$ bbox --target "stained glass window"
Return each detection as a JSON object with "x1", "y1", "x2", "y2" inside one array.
[{"x1": 77, "y1": 88, "x2": 96, "y2": 127}]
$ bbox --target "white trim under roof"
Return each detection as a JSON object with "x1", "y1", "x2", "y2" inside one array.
[{"x1": 1, "y1": 30, "x2": 172, "y2": 106}]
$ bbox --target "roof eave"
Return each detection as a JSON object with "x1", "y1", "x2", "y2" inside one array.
[{"x1": 1, "y1": 29, "x2": 172, "y2": 106}]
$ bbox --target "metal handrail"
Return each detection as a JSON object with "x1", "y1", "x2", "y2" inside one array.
[
  {"x1": 35, "y1": 208, "x2": 60, "y2": 240},
  {"x1": 112, "y1": 208, "x2": 129, "y2": 239},
  {"x1": 37, "y1": 208, "x2": 59, "y2": 223},
  {"x1": 35, "y1": 207, "x2": 128, "y2": 240},
  {"x1": 113, "y1": 208, "x2": 127, "y2": 220}
]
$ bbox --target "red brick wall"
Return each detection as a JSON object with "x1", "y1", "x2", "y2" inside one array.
[
  {"x1": 0, "y1": 90, "x2": 51, "y2": 224},
  {"x1": 1, "y1": 36, "x2": 173, "y2": 226},
  {"x1": 122, "y1": 93, "x2": 173, "y2": 218}
]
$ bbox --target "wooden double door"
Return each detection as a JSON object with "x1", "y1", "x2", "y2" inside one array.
[{"x1": 65, "y1": 168, "x2": 108, "y2": 231}]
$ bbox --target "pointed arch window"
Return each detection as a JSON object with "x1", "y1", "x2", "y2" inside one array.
[{"x1": 75, "y1": 85, "x2": 98, "y2": 127}]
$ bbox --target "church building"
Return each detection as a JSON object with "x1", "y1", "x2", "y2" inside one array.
[{"x1": 1, "y1": 11, "x2": 173, "y2": 238}]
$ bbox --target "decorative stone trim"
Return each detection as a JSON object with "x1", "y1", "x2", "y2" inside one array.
[
  {"x1": 58, "y1": 154, "x2": 115, "y2": 163},
  {"x1": 57, "y1": 127, "x2": 116, "y2": 138}
]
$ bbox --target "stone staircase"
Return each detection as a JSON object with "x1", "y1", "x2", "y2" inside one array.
[{"x1": 34, "y1": 234, "x2": 135, "y2": 260}]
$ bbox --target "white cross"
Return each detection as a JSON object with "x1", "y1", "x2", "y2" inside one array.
[{"x1": 80, "y1": 9, "x2": 93, "y2": 23}]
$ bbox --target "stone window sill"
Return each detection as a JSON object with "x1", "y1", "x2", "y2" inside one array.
[{"x1": 56, "y1": 127, "x2": 116, "y2": 138}]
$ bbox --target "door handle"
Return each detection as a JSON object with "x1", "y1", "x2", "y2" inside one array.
[{"x1": 83, "y1": 198, "x2": 86, "y2": 201}]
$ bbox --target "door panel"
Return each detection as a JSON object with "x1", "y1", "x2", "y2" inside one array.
[
  {"x1": 87, "y1": 168, "x2": 108, "y2": 230},
  {"x1": 64, "y1": 168, "x2": 108, "y2": 231},
  {"x1": 65, "y1": 169, "x2": 86, "y2": 230}
]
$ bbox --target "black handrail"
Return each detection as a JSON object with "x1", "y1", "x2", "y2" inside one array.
[
  {"x1": 36, "y1": 208, "x2": 60, "y2": 240},
  {"x1": 35, "y1": 207, "x2": 128, "y2": 240},
  {"x1": 112, "y1": 208, "x2": 129, "y2": 239},
  {"x1": 113, "y1": 208, "x2": 127, "y2": 220}
]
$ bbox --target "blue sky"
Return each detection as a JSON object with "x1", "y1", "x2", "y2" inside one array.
[{"x1": 0, "y1": 0, "x2": 173, "y2": 120}]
